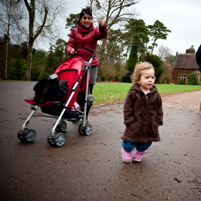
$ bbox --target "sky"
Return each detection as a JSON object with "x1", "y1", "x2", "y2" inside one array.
[{"x1": 37, "y1": 0, "x2": 201, "y2": 56}]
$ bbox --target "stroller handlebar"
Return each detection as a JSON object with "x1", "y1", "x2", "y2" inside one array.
[
  {"x1": 84, "y1": 47, "x2": 96, "y2": 60},
  {"x1": 68, "y1": 47, "x2": 96, "y2": 62}
]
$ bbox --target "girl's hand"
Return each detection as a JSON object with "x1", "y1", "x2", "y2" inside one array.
[
  {"x1": 99, "y1": 16, "x2": 105, "y2": 27},
  {"x1": 70, "y1": 48, "x2": 77, "y2": 55}
]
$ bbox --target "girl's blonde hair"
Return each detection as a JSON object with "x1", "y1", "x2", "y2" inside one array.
[{"x1": 131, "y1": 61, "x2": 155, "y2": 84}]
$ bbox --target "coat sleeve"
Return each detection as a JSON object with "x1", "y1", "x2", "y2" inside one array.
[
  {"x1": 123, "y1": 90, "x2": 136, "y2": 125},
  {"x1": 196, "y1": 44, "x2": 201, "y2": 70},
  {"x1": 95, "y1": 23, "x2": 108, "y2": 40},
  {"x1": 66, "y1": 28, "x2": 76, "y2": 55},
  {"x1": 155, "y1": 94, "x2": 163, "y2": 125}
]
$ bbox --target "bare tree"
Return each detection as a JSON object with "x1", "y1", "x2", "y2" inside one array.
[
  {"x1": 0, "y1": 0, "x2": 67, "y2": 80},
  {"x1": 88, "y1": 0, "x2": 101, "y2": 10},
  {"x1": 14, "y1": 0, "x2": 67, "y2": 80},
  {"x1": 0, "y1": 0, "x2": 23, "y2": 79},
  {"x1": 89, "y1": 0, "x2": 139, "y2": 80},
  {"x1": 157, "y1": 45, "x2": 171, "y2": 61},
  {"x1": 21, "y1": 0, "x2": 65, "y2": 80},
  {"x1": 23, "y1": 0, "x2": 47, "y2": 80}
]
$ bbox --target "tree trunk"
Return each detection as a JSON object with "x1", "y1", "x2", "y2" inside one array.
[
  {"x1": 24, "y1": 0, "x2": 35, "y2": 80},
  {"x1": 97, "y1": 38, "x2": 107, "y2": 81},
  {"x1": 5, "y1": 34, "x2": 9, "y2": 80},
  {"x1": 24, "y1": 0, "x2": 48, "y2": 80},
  {"x1": 107, "y1": 38, "x2": 118, "y2": 60},
  {"x1": 151, "y1": 38, "x2": 157, "y2": 55},
  {"x1": 25, "y1": 43, "x2": 33, "y2": 80},
  {"x1": 4, "y1": 0, "x2": 12, "y2": 80}
]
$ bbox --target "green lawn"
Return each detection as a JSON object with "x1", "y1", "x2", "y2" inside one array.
[{"x1": 93, "y1": 83, "x2": 201, "y2": 105}]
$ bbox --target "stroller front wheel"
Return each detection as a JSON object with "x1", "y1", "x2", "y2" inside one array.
[
  {"x1": 24, "y1": 129, "x2": 36, "y2": 142},
  {"x1": 18, "y1": 129, "x2": 27, "y2": 142},
  {"x1": 18, "y1": 129, "x2": 36, "y2": 142}
]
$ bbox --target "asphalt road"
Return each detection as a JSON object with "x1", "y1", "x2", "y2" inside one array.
[{"x1": 0, "y1": 81, "x2": 201, "y2": 201}]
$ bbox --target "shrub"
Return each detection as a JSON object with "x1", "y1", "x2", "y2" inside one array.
[
  {"x1": 101, "y1": 64, "x2": 116, "y2": 81},
  {"x1": 178, "y1": 79, "x2": 185, "y2": 85},
  {"x1": 121, "y1": 72, "x2": 132, "y2": 83},
  {"x1": 188, "y1": 72, "x2": 198, "y2": 85}
]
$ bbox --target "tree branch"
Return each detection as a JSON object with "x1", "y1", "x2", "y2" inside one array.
[{"x1": 33, "y1": 6, "x2": 48, "y2": 41}]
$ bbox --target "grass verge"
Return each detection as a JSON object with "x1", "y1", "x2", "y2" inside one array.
[{"x1": 93, "y1": 83, "x2": 201, "y2": 105}]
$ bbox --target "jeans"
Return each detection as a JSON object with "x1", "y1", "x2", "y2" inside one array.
[{"x1": 122, "y1": 140, "x2": 152, "y2": 152}]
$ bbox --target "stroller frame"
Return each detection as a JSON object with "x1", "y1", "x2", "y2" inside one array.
[{"x1": 18, "y1": 47, "x2": 96, "y2": 147}]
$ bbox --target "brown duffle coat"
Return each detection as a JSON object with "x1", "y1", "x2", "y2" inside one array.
[{"x1": 121, "y1": 84, "x2": 163, "y2": 143}]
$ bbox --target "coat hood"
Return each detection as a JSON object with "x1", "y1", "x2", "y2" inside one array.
[
  {"x1": 130, "y1": 84, "x2": 158, "y2": 94},
  {"x1": 130, "y1": 84, "x2": 159, "y2": 103}
]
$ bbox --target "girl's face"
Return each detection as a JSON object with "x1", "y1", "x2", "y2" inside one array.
[
  {"x1": 138, "y1": 68, "x2": 155, "y2": 93},
  {"x1": 80, "y1": 13, "x2": 92, "y2": 28}
]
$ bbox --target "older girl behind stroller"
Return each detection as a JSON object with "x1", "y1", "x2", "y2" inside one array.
[{"x1": 66, "y1": 8, "x2": 108, "y2": 112}]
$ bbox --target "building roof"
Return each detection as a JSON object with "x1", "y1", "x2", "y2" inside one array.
[{"x1": 173, "y1": 49, "x2": 199, "y2": 70}]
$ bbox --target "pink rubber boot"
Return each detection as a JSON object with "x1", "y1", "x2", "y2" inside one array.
[
  {"x1": 132, "y1": 150, "x2": 146, "y2": 162},
  {"x1": 121, "y1": 148, "x2": 132, "y2": 163}
]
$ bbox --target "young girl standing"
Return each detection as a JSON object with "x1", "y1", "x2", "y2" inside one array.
[{"x1": 121, "y1": 62, "x2": 163, "y2": 163}]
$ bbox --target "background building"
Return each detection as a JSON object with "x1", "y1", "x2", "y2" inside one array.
[{"x1": 172, "y1": 48, "x2": 200, "y2": 84}]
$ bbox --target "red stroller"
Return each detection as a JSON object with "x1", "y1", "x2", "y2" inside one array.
[{"x1": 17, "y1": 47, "x2": 95, "y2": 147}]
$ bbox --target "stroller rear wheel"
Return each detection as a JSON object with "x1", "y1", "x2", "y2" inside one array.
[
  {"x1": 78, "y1": 124, "x2": 85, "y2": 135},
  {"x1": 79, "y1": 123, "x2": 92, "y2": 135},
  {"x1": 53, "y1": 133, "x2": 66, "y2": 147},
  {"x1": 84, "y1": 124, "x2": 92, "y2": 135}
]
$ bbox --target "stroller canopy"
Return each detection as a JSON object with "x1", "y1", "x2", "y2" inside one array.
[{"x1": 54, "y1": 56, "x2": 86, "y2": 75}]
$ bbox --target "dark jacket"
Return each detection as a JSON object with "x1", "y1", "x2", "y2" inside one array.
[
  {"x1": 121, "y1": 84, "x2": 163, "y2": 143},
  {"x1": 196, "y1": 44, "x2": 201, "y2": 71},
  {"x1": 66, "y1": 22, "x2": 108, "y2": 66}
]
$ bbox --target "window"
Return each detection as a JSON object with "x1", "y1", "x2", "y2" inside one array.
[{"x1": 178, "y1": 74, "x2": 187, "y2": 82}]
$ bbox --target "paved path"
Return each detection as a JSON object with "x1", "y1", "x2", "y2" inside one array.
[{"x1": 0, "y1": 81, "x2": 201, "y2": 201}]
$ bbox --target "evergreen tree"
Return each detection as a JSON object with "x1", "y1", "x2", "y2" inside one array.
[
  {"x1": 54, "y1": 38, "x2": 68, "y2": 62},
  {"x1": 31, "y1": 50, "x2": 46, "y2": 80},
  {"x1": 145, "y1": 53, "x2": 163, "y2": 83},
  {"x1": 147, "y1": 20, "x2": 171, "y2": 54},
  {"x1": 9, "y1": 58, "x2": 26, "y2": 80},
  {"x1": 65, "y1": 13, "x2": 79, "y2": 34},
  {"x1": 125, "y1": 19, "x2": 149, "y2": 73},
  {"x1": 43, "y1": 46, "x2": 56, "y2": 77}
]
